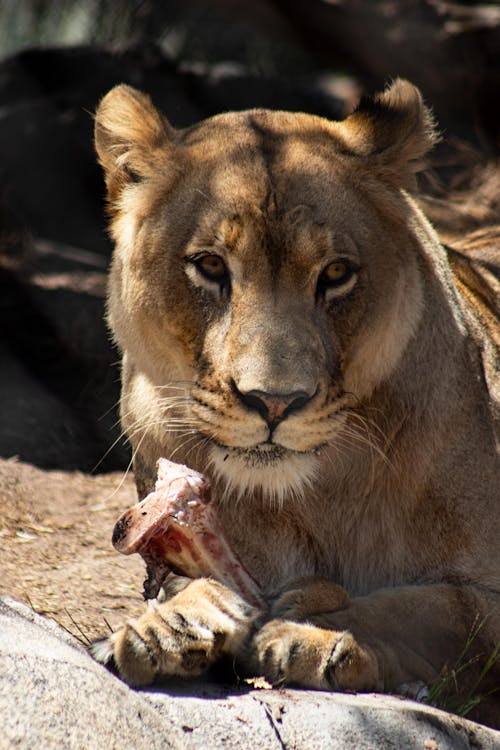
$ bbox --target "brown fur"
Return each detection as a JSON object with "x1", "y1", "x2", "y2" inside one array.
[{"x1": 93, "y1": 80, "x2": 500, "y2": 726}]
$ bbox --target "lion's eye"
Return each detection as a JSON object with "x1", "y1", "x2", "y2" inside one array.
[
  {"x1": 317, "y1": 259, "x2": 358, "y2": 299},
  {"x1": 322, "y1": 261, "x2": 350, "y2": 284},
  {"x1": 193, "y1": 254, "x2": 227, "y2": 282}
]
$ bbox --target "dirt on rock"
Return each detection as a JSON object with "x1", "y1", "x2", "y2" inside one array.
[{"x1": 0, "y1": 457, "x2": 145, "y2": 643}]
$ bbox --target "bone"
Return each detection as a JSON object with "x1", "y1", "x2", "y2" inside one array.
[{"x1": 112, "y1": 458, "x2": 264, "y2": 608}]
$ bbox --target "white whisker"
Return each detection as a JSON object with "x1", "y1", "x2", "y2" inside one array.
[
  {"x1": 101, "y1": 427, "x2": 151, "y2": 503},
  {"x1": 169, "y1": 431, "x2": 206, "y2": 461}
]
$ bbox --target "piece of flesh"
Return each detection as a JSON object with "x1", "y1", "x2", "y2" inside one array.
[{"x1": 112, "y1": 458, "x2": 264, "y2": 608}]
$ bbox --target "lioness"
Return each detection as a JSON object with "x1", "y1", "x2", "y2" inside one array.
[{"x1": 93, "y1": 80, "x2": 500, "y2": 722}]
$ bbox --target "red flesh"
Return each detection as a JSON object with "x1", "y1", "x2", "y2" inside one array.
[{"x1": 112, "y1": 458, "x2": 264, "y2": 608}]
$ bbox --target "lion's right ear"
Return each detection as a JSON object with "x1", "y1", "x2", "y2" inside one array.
[{"x1": 94, "y1": 85, "x2": 175, "y2": 198}]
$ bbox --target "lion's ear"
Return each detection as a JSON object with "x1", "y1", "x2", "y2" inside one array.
[
  {"x1": 94, "y1": 84, "x2": 175, "y2": 195},
  {"x1": 336, "y1": 79, "x2": 439, "y2": 188}
]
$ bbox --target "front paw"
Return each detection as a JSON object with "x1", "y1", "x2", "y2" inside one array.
[
  {"x1": 91, "y1": 578, "x2": 259, "y2": 687},
  {"x1": 251, "y1": 619, "x2": 379, "y2": 691}
]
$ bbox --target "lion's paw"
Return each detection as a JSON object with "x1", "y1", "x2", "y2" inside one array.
[
  {"x1": 271, "y1": 577, "x2": 350, "y2": 621},
  {"x1": 91, "y1": 578, "x2": 259, "y2": 687},
  {"x1": 251, "y1": 619, "x2": 379, "y2": 691}
]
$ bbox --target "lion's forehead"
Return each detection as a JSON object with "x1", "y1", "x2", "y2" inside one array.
[
  {"x1": 175, "y1": 132, "x2": 370, "y2": 273},
  {"x1": 180, "y1": 111, "x2": 352, "y2": 203},
  {"x1": 182, "y1": 108, "x2": 336, "y2": 154},
  {"x1": 173, "y1": 146, "x2": 389, "y2": 272}
]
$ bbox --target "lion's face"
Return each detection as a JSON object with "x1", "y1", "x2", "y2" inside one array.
[{"x1": 96, "y1": 81, "x2": 437, "y2": 500}]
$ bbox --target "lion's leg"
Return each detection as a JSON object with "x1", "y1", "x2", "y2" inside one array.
[
  {"x1": 251, "y1": 582, "x2": 500, "y2": 696},
  {"x1": 91, "y1": 577, "x2": 260, "y2": 687}
]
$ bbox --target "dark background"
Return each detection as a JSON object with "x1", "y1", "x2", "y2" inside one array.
[{"x1": 1, "y1": 0, "x2": 499, "y2": 472}]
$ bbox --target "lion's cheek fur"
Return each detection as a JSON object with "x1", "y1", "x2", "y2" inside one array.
[
  {"x1": 343, "y1": 259, "x2": 424, "y2": 399},
  {"x1": 107, "y1": 244, "x2": 204, "y2": 386}
]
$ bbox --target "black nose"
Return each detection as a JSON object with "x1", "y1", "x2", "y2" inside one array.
[{"x1": 234, "y1": 386, "x2": 312, "y2": 427}]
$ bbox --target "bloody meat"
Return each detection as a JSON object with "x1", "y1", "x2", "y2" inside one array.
[{"x1": 112, "y1": 458, "x2": 264, "y2": 608}]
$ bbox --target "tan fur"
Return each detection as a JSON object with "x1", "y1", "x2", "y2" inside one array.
[{"x1": 93, "y1": 80, "x2": 500, "y2": 725}]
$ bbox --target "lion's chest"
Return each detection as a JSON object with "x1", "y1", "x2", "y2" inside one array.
[{"x1": 221, "y1": 501, "x2": 414, "y2": 598}]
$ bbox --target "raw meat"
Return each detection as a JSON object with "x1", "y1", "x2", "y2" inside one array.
[{"x1": 112, "y1": 458, "x2": 264, "y2": 608}]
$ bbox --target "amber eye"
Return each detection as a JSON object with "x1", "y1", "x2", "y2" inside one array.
[
  {"x1": 193, "y1": 254, "x2": 227, "y2": 281},
  {"x1": 318, "y1": 259, "x2": 358, "y2": 297},
  {"x1": 323, "y1": 261, "x2": 349, "y2": 283}
]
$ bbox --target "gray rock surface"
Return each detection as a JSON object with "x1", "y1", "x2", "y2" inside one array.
[{"x1": 1, "y1": 596, "x2": 499, "y2": 750}]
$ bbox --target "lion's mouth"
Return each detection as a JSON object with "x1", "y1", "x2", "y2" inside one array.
[
  {"x1": 222, "y1": 443, "x2": 289, "y2": 467},
  {"x1": 207, "y1": 440, "x2": 321, "y2": 501}
]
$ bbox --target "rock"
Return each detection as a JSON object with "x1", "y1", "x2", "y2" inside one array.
[
  {"x1": 1, "y1": 597, "x2": 499, "y2": 750},
  {"x1": 0, "y1": 597, "x2": 187, "y2": 750}
]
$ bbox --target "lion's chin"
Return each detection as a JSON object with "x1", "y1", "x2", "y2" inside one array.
[{"x1": 207, "y1": 442, "x2": 320, "y2": 506}]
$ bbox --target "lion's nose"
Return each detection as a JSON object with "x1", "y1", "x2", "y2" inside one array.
[{"x1": 234, "y1": 386, "x2": 313, "y2": 427}]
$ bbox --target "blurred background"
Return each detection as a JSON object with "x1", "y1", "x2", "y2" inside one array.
[{"x1": 1, "y1": 0, "x2": 499, "y2": 473}]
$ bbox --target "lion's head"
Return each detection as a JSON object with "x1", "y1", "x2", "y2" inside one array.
[{"x1": 95, "y1": 79, "x2": 442, "y2": 502}]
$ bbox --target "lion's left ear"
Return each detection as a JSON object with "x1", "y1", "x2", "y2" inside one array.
[{"x1": 334, "y1": 79, "x2": 439, "y2": 188}]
